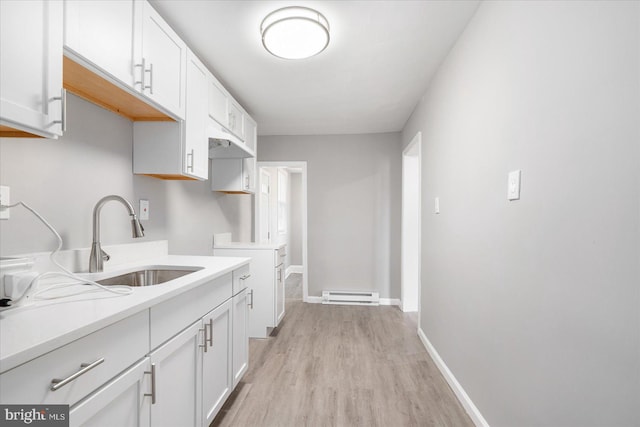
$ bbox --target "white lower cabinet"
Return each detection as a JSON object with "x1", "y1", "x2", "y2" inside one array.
[
  {"x1": 232, "y1": 288, "x2": 249, "y2": 388},
  {"x1": 149, "y1": 320, "x2": 202, "y2": 427},
  {"x1": 202, "y1": 299, "x2": 233, "y2": 426},
  {"x1": 69, "y1": 358, "x2": 151, "y2": 427},
  {"x1": 0, "y1": 264, "x2": 250, "y2": 427},
  {"x1": 214, "y1": 245, "x2": 285, "y2": 338}
]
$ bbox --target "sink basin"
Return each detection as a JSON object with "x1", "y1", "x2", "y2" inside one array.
[{"x1": 96, "y1": 267, "x2": 203, "y2": 287}]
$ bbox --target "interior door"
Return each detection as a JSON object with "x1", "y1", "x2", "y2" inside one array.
[{"x1": 259, "y1": 169, "x2": 271, "y2": 243}]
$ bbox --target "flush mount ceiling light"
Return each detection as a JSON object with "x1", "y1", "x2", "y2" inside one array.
[{"x1": 260, "y1": 6, "x2": 330, "y2": 60}]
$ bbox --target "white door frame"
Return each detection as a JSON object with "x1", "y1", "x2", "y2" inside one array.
[
  {"x1": 401, "y1": 132, "x2": 422, "y2": 320},
  {"x1": 258, "y1": 169, "x2": 272, "y2": 243},
  {"x1": 255, "y1": 161, "x2": 309, "y2": 303}
]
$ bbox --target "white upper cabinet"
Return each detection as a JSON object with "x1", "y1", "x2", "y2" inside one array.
[
  {"x1": 208, "y1": 75, "x2": 229, "y2": 128},
  {"x1": 245, "y1": 115, "x2": 257, "y2": 153},
  {"x1": 139, "y1": 0, "x2": 187, "y2": 119},
  {"x1": 63, "y1": 0, "x2": 138, "y2": 88},
  {"x1": 133, "y1": 50, "x2": 208, "y2": 180},
  {"x1": 0, "y1": 0, "x2": 63, "y2": 138},
  {"x1": 227, "y1": 101, "x2": 244, "y2": 141},
  {"x1": 184, "y1": 51, "x2": 209, "y2": 179},
  {"x1": 63, "y1": 0, "x2": 186, "y2": 120}
]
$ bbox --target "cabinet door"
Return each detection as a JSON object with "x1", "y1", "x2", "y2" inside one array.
[
  {"x1": 202, "y1": 299, "x2": 233, "y2": 426},
  {"x1": 232, "y1": 289, "x2": 249, "y2": 388},
  {"x1": 227, "y1": 102, "x2": 244, "y2": 140},
  {"x1": 139, "y1": 1, "x2": 186, "y2": 119},
  {"x1": 276, "y1": 264, "x2": 285, "y2": 325},
  {"x1": 63, "y1": 0, "x2": 137, "y2": 88},
  {"x1": 208, "y1": 76, "x2": 228, "y2": 128},
  {"x1": 184, "y1": 51, "x2": 208, "y2": 180},
  {"x1": 245, "y1": 116, "x2": 257, "y2": 153},
  {"x1": 149, "y1": 321, "x2": 203, "y2": 427},
  {"x1": 243, "y1": 157, "x2": 256, "y2": 193},
  {"x1": 69, "y1": 358, "x2": 151, "y2": 427},
  {"x1": 0, "y1": 0, "x2": 63, "y2": 137}
]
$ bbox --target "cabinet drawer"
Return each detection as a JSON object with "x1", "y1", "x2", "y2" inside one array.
[
  {"x1": 150, "y1": 274, "x2": 232, "y2": 349},
  {"x1": 0, "y1": 310, "x2": 149, "y2": 406},
  {"x1": 232, "y1": 264, "x2": 250, "y2": 295}
]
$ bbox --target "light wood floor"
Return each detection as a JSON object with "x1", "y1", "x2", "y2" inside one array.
[{"x1": 212, "y1": 275, "x2": 473, "y2": 427}]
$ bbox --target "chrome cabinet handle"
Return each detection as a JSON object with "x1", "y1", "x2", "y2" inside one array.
[
  {"x1": 249, "y1": 289, "x2": 254, "y2": 309},
  {"x1": 199, "y1": 323, "x2": 209, "y2": 352},
  {"x1": 277, "y1": 269, "x2": 282, "y2": 282},
  {"x1": 146, "y1": 62, "x2": 154, "y2": 95},
  {"x1": 239, "y1": 274, "x2": 251, "y2": 281},
  {"x1": 50, "y1": 358, "x2": 104, "y2": 391},
  {"x1": 135, "y1": 59, "x2": 153, "y2": 94},
  {"x1": 52, "y1": 89, "x2": 67, "y2": 132},
  {"x1": 135, "y1": 58, "x2": 146, "y2": 90},
  {"x1": 187, "y1": 149, "x2": 194, "y2": 172},
  {"x1": 144, "y1": 363, "x2": 156, "y2": 404},
  {"x1": 207, "y1": 318, "x2": 213, "y2": 347},
  {"x1": 245, "y1": 175, "x2": 250, "y2": 189}
]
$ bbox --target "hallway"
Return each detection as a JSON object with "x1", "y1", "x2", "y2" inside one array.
[{"x1": 212, "y1": 283, "x2": 472, "y2": 426}]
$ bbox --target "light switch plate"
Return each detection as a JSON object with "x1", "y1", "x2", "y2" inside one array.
[
  {"x1": 508, "y1": 170, "x2": 521, "y2": 201},
  {"x1": 139, "y1": 199, "x2": 149, "y2": 221},
  {"x1": 0, "y1": 186, "x2": 10, "y2": 220}
]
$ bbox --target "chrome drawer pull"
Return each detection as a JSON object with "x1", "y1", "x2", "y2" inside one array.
[
  {"x1": 239, "y1": 274, "x2": 251, "y2": 281},
  {"x1": 50, "y1": 358, "x2": 105, "y2": 391},
  {"x1": 144, "y1": 363, "x2": 157, "y2": 404},
  {"x1": 249, "y1": 289, "x2": 254, "y2": 309}
]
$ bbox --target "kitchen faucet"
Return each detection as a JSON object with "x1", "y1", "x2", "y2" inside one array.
[{"x1": 89, "y1": 195, "x2": 145, "y2": 273}]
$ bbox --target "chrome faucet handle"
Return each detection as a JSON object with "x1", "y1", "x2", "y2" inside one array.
[{"x1": 101, "y1": 249, "x2": 110, "y2": 262}]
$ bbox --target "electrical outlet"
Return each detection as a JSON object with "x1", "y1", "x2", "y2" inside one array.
[
  {"x1": 139, "y1": 199, "x2": 149, "y2": 221},
  {"x1": 0, "y1": 186, "x2": 10, "y2": 220}
]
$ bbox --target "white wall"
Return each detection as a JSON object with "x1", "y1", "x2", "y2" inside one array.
[
  {"x1": 402, "y1": 1, "x2": 640, "y2": 425},
  {"x1": 0, "y1": 94, "x2": 251, "y2": 261},
  {"x1": 258, "y1": 133, "x2": 402, "y2": 298}
]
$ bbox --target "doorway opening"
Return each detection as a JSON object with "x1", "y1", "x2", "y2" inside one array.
[
  {"x1": 255, "y1": 161, "x2": 309, "y2": 303},
  {"x1": 401, "y1": 132, "x2": 422, "y2": 319}
]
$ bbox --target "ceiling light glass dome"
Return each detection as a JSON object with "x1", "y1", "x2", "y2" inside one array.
[{"x1": 261, "y1": 6, "x2": 330, "y2": 60}]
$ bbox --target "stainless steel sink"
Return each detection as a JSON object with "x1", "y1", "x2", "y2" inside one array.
[{"x1": 97, "y1": 267, "x2": 203, "y2": 287}]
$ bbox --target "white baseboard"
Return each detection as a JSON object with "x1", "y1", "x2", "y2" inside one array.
[
  {"x1": 305, "y1": 296, "x2": 400, "y2": 306},
  {"x1": 417, "y1": 328, "x2": 489, "y2": 427},
  {"x1": 286, "y1": 265, "x2": 303, "y2": 278}
]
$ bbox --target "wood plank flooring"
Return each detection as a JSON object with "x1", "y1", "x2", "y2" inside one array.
[{"x1": 212, "y1": 275, "x2": 473, "y2": 427}]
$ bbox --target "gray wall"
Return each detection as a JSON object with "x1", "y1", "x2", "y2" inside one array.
[
  {"x1": 402, "y1": 1, "x2": 639, "y2": 426},
  {"x1": 289, "y1": 172, "x2": 303, "y2": 266},
  {"x1": 259, "y1": 133, "x2": 401, "y2": 299},
  {"x1": 0, "y1": 94, "x2": 251, "y2": 261}
]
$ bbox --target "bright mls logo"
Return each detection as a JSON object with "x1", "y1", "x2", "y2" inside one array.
[{"x1": 0, "y1": 405, "x2": 68, "y2": 426}]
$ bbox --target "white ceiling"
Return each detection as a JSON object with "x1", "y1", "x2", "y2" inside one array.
[{"x1": 149, "y1": 0, "x2": 480, "y2": 136}]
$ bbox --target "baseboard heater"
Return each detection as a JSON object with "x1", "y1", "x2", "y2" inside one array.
[{"x1": 322, "y1": 290, "x2": 380, "y2": 306}]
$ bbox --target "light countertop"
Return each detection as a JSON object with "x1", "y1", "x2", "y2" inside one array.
[
  {"x1": 0, "y1": 255, "x2": 249, "y2": 374},
  {"x1": 213, "y1": 242, "x2": 286, "y2": 250}
]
